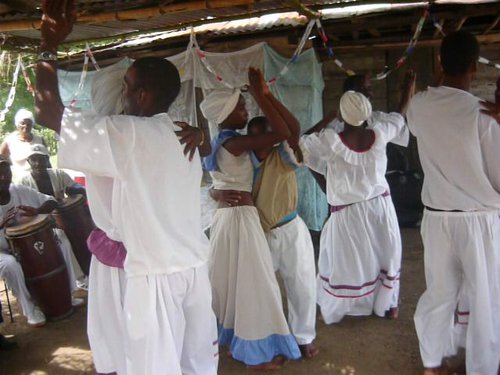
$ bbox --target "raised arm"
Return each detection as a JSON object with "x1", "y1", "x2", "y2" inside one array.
[
  {"x1": 304, "y1": 110, "x2": 337, "y2": 135},
  {"x1": 396, "y1": 69, "x2": 416, "y2": 115},
  {"x1": 264, "y1": 92, "x2": 301, "y2": 146},
  {"x1": 224, "y1": 68, "x2": 291, "y2": 156},
  {"x1": 35, "y1": 0, "x2": 77, "y2": 133}
]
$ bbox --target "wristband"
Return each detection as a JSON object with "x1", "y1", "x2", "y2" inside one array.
[{"x1": 37, "y1": 51, "x2": 57, "y2": 62}]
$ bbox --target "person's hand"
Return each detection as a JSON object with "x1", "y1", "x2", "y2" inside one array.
[
  {"x1": 209, "y1": 189, "x2": 242, "y2": 206},
  {"x1": 0, "y1": 207, "x2": 17, "y2": 228},
  {"x1": 17, "y1": 205, "x2": 38, "y2": 217},
  {"x1": 248, "y1": 67, "x2": 270, "y2": 98},
  {"x1": 401, "y1": 69, "x2": 416, "y2": 97},
  {"x1": 480, "y1": 101, "x2": 500, "y2": 124},
  {"x1": 174, "y1": 121, "x2": 203, "y2": 161},
  {"x1": 41, "y1": 0, "x2": 78, "y2": 47}
]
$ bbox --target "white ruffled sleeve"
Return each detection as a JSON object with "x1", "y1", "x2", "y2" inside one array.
[{"x1": 370, "y1": 111, "x2": 409, "y2": 146}]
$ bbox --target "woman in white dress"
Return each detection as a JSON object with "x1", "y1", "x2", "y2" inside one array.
[
  {"x1": 1, "y1": 109, "x2": 47, "y2": 180},
  {"x1": 301, "y1": 91, "x2": 405, "y2": 324},
  {"x1": 201, "y1": 68, "x2": 301, "y2": 370}
]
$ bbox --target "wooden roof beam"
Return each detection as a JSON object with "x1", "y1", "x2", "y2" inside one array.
[
  {"x1": 0, "y1": 0, "x2": 258, "y2": 32},
  {"x1": 483, "y1": 13, "x2": 500, "y2": 34}
]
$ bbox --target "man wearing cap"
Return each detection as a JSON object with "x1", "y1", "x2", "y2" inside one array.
[
  {"x1": 0, "y1": 156, "x2": 82, "y2": 327},
  {"x1": 20, "y1": 144, "x2": 85, "y2": 201},
  {"x1": 300, "y1": 91, "x2": 407, "y2": 324}
]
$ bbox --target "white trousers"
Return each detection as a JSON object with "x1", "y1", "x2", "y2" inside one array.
[
  {"x1": 266, "y1": 216, "x2": 317, "y2": 345},
  {"x1": 0, "y1": 251, "x2": 37, "y2": 319},
  {"x1": 87, "y1": 256, "x2": 127, "y2": 375},
  {"x1": 124, "y1": 264, "x2": 218, "y2": 375},
  {"x1": 414, "y1": 210, "x2": 500, "y2": 375}
]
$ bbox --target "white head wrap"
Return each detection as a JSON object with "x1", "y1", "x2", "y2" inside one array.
[
  {"x1": 14, "y1": 108, "x2": 35, "y2": 128},
  {"x1": 200, "y1": 88, "x2": 241, "y2": 124},
  {"x1": 340, "y1": 91, "x2": 372, "y2": 127},
  {"x1": 25, "y1": 144, "x2": 49, "y2": 159},
  {"x1": 91, "y1": 60, "x2": 131, "y2": 116}
]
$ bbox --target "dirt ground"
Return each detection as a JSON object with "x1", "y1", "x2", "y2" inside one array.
[{"x1": 0, "y1": 228, "x2": 428, "y2": 375}]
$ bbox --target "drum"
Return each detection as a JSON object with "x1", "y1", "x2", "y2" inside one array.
[
  {"x1": 52, "y1": 194, "x2": 95, "y2": 275},
  {"x1": 6, "y1": 214, "x2": 73, "y2": 320}
]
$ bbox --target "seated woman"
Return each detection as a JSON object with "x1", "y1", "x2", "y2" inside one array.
[{"x1": 0, "y1": 109, "x2": 48, "y2": 181}]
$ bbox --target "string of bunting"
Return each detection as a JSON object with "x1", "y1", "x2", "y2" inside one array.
[
  {"x1": 68, "y1": 43, "x2": 101, "y2": 107},
  {"x1": 0, "y1": 55, "x2": 21, "y2": 122}
]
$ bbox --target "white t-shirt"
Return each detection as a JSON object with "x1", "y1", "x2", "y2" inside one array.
[
  {"x1": 20, "y1": 169, "x2": 76, "y2": 201},
  {"x1": 0, "y1": 184, "x2": 54, "y2": 251},
  {"x1": 301, "y1": 120, "x2": 405, "y2": 206},
  {"x1": 58, "y1": 108, "x2": 209, "y2": 277},
  {"x1": 4, "y1": 132, "x2": 45, "y2": 177},
  {"x1": 407, "y1": 86, "x2": 500, "y2": 211}
]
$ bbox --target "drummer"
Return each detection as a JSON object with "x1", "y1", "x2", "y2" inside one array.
[
  {"x1": 0, "y1": 156, "x2": 83, "y2": 327},
  {"x1": 20, "y1": 144, "x2": 85, "y2": 201},
  {"x1": 20, "y1": 144, "x2": 88, "y2": 288}
]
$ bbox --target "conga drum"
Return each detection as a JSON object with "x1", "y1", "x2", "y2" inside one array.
[
  {"x1": 52, "y1": 194, "x2": 94, "y2": 276},
  {"x1": 6, "y1": 214, "x2": 73, "y2": 320}
]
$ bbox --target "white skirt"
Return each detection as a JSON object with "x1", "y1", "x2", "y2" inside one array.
[
  {"x1": 317, "y1": 195, "x2": 402, "y2": 324},
  {"x1": 209, "y1": 206, "x2": 301, "y2": 365},
  {"x1": 87, "y1": 256, "x2": 127, "y2": 375}
]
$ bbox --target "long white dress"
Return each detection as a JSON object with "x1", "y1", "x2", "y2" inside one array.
[
  {"x1": 209, "y1": 143, "x2": 301, "y2": 366},
  {"x1": 301, "y1": 122, "x2": 403, "y2": 324}
]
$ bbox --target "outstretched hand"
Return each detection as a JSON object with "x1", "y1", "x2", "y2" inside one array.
[
  {"x1": 175, "y1": 121, "x2": 203, "y2": 161},
  {"x1": 248, "y1": 67, "x2": 270, "y2": 98},
  {"x1": 41, "y1": 0, "x2": 77, "y2": 46}
]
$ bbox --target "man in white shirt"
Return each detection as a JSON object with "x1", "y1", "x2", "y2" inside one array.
[
  {"x1": 0, "y1": 156, "x2": 82, "y2": 327},
  {"x1": 407, "y1": 30, "x2": 500, "y2": 375},
  {"x1": 35, "y1": 1, "x2": 217, "y2": 374}
]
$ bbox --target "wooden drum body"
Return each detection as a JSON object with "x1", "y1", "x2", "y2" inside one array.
[
  {"x1": 52, "y1": 194, "x2": 94, "y2": 275},
  {"x1": 6, "y1": 215, "x2": 73, "y2": 320}
]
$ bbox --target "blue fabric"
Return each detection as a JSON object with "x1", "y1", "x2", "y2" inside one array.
[
  {"x1": 202, "y1": 129, "x2": 239, "y2": 171},
  {"x1": 277, "y1": 143, "x2": 298, "y2": 170},
  {"x1": 263, "y1": 45, "x2": 328, "y2": 231},
  {"x1": 58, "y1": 58, "x2": 131, "y2": 110},
  {"x1": 218, "y1": 325, "x2": 301, "y2": 365},
  {"x1": 276, "y1": 210, "x2": 298, "y2": 226}
]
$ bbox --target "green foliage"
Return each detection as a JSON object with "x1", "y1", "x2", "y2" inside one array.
[{"x1": 0, "y1": 53, "x2": 59, "y2": 156}]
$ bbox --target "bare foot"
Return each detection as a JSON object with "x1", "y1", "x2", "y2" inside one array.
[
  {"x1": 385, "y1": 307, "x2": 399, "y2": 320},
  {"x1": 299, "y1": 343, "x2": 320, "y2": 359},
  {"x1": 247, "y1": 356, "x2": 285, "y2": 371}
]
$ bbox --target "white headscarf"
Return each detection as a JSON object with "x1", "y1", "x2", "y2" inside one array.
[
  {"x1": 14, "y1": 108, "x2": 35, "y2": 128},
  {"x1": 200, "y1": 88, "x2": 241, "y2": 124},
  {"x1": 340, "y1": 91, "x2": 372, "y2": 127}
]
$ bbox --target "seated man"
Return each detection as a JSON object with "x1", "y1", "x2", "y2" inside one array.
[
  {"x1": 20, "y1": 144, "x2": 88, "y2": 290},
  {"x1": 21, "y1": 144, "x2": 85, "y2": 201},
  {"x1": 0, "y1": 156, "x2": 82, "y2": 327}
]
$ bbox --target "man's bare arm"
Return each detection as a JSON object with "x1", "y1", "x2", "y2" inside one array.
[{"x1": 35, "y1": 0, "x2": 77, "y2": 134}]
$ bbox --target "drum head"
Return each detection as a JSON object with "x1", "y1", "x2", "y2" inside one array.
[
  {"x1": 57, "y1": 194, "x2": 85, "y2": 211},
  {"x1": 5, "y1": 214, "x2": 50, "y2": 237}
]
